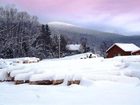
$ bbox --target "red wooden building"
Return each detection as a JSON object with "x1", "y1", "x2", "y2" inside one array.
[
  {"x1": 132, "y1": 50, "x2": 140, "y2": 55},
  {"x1": 106, "y1": 43, "x2": 140, "y2": 58}
]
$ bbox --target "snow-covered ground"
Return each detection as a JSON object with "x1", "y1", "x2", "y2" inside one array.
[{"x1": 0, "y1": 53, "x2": 140, "y2": 105}]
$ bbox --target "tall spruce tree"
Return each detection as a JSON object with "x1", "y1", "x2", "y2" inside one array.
[
  {"x1": 80, "y1": 37, "x2": 87, "y2": 53},
  {"x1": 33, "y1": 24, "x2": 52, "y2": 59},
  {"x1": 60, "y1": 35, "x2": 67, "y2": 55}
]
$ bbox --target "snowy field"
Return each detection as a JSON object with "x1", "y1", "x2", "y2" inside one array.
[{"x1": 0, "y1": 53, "x2": 140, "y2": 105}]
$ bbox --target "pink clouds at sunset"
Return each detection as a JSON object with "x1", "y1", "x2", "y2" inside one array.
[{"x1": 0, "y1": 0, "x2": 140, "y2": 35}]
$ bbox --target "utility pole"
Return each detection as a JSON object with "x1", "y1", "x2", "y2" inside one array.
[{"x1": 58, "y1": 33, "x2": 61, "y2": 58}]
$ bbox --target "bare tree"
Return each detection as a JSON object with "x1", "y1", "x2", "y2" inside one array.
[{"x1": 0, "y1": 6, "x2": 40, "y2": 58}]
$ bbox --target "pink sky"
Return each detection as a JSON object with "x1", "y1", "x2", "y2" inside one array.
[{"x1": 0, "y1": 0, "x2": 140, "y2": 35}]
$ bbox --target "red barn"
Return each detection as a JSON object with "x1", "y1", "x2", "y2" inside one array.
[
  {"x1": 132, "y1": 50, "x2": 140, "y2": 55},
  {"x1": 106, "y1": 43, "x2": 140, "y2": 58}
]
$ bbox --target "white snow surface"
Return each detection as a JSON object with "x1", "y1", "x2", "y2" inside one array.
[{"x1": 0, "y1": 53, "x2": 140, "y2": 105}]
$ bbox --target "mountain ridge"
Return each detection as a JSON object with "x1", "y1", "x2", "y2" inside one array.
[{"x1": 48, "y1": 21, "x2": 140, "y2": 55}]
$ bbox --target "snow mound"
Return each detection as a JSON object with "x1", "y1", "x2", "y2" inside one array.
[
  {"x1": 11, "y1": 57, "x2": 40, "y2": 64},
  {"x1": 0, "y1": 59, "x2": 13, "y2": 69},
  {"x1": 15, "y1": 71, "x2": 34, "y2": 81},
  {"x1": 63, "y1": 52, "x2": 98, "y2": 60},
  {"x1": 0, "y1": 71, "x2": 7, "y2": 81},
  {"x1": 0, "y1": 55, "x2": 140, "y2": 86},
  {"x1": 113, "y1": 55, "x2": 140, "y2": 62},
  {"x1": 30, "y1": 73, "x2": 54, "y2": 81}
]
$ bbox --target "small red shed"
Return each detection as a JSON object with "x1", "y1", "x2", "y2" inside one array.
[
  {"x1": 106, "y1": 43, "x2": 140, "y2": 58},
  {"x1": 132, "y1": 50, "x2": 140, "y2": 55}
]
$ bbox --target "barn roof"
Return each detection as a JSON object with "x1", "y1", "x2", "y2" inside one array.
[
  {"x1": 132, "y1": 49, "x2": 140, "y2": 53},
  {"x1": 106, "y1": 43, "x2": 140, "y2": 52}
]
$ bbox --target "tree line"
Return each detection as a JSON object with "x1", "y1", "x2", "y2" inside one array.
[{"x1": 0, "y1": 6, "x2": 90, "y2": 59}]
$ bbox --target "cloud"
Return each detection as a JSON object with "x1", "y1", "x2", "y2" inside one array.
[{"x1": 0, "y1": 0, "x2": 140, "y2": 35}]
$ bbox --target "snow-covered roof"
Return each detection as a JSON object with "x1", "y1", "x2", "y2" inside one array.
[
  {"x1": 132, "y1": 49, "x2": 140, "y2": 53},
  {"x1": 107, "y1": 43, "x2": 140, "y2": 52},
  {"x1": 66, "y1": 44, "x2": 81, "y2": 51}
]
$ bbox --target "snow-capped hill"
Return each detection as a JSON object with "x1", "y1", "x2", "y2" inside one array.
[
  {"x1": 48, "y1": 21, "x2": 78, "y2": 27},
  {"x1": 48, "y1": 21, "x2": 140, "y2": 54},
  {"x1": 48, "y1": 21, "x2": 102, "y2": 36}
]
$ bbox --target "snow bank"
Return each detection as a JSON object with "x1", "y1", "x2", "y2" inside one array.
[
  {"x1": 6, "y1": 57, "x2": 40, "y2": 64},
  {"x1": 1, "y1": 55, "x2": 140, "y2": 105},
  {"x1": 30, "y1": 73, "x2": 67, "y2": 81},
  {"x1": 1, "y1": 81, "x2": 140, "y2": 105},
  {"x1": 113, "y1": 55, "x2": 140, "y2": 62},
  {"x1": 10, "y1": 69, "x2": 32, "y2": 78},
  {"x1": 87, "y1": 74, "x2": 139, "y2": 84},
  {"x1": 125, "y1": 71, "x2": 140, "y2": 79},
  {"x1": 0, "y1": 55, "x2": 140, "y2": 86},
  {"x1": 63, "y1": 52, "x2": 99, "y2": 60},
  {"x1": 0, "y1": 71, "x2": 7, "y2": 81},
  {"x1": 15, "y1": 71, "x2": 34, "y2": 81},
  {"x1": 30, "y1": 73, "x2": 54, "y2": 81},
  {"x1": 123, "y1": 62, "x2": 140, "y2": 79},
  {"x1": 0, "y1": 59, "x2": 14, "y2": 69},
  {"x1": 80, "y1": 78, "x2": 94, "y2": 86}
]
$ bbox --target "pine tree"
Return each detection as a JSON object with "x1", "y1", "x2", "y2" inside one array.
[
  {"x1": 51, "y1": 35, "x2": 59, "y2": 57},
  {"x1": 33, "y1": 24, "x2": 52, "y2": 59},
  {"x1": 60, "y1": 35, "x2": 67, "y2": 56},
  {"x1": 80, "y1": 37, "x2": 87, "y2": 53}
]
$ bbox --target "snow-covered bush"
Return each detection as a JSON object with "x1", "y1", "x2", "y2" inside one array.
[{"x1": 0, "y1": 59, "x2": 8, "y2": 69}]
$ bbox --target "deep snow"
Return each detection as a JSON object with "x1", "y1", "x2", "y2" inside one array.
[
  {"x1": 0, "y1": 82, "x2": 140, "y2": 105},
  {"x1": 0, "y1": 53, "x2": 140, "y2": 105}
]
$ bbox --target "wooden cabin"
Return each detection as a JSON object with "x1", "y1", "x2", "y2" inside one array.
[
  {"x1": 132, "y1": 50, "x2": 140, "y2": 55},
  {"x1": 106, "y1": 43, "x2": 140, "y2": 58}
]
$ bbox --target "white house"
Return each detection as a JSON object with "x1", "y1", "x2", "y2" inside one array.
[{"x1": 66, "y1": 44, "x2": 84, "y2": 52}]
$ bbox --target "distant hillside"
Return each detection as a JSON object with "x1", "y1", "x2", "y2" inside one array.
[{"x1": 48, "y1": 22, "x2": 140, "y2": 55}]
